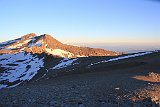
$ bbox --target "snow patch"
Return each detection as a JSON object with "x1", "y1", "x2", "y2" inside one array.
[
  {"x1": 53, "y1": 58, "x2": 78, "y2": 69},
  {"x1": 34, "y1": 40, "x2": 43, "y2": 47},
  {"x1": 106, "y1": 51, "x2": 152, "y2": 62},
  {"x1": 46, "y1": 48, "x2": 74, "y2": 58},
  {"x1": 0, "y1": 84, "x2": 8, "y2": 89},
  {"x1": 28, "y1": 37, "x2": 37, "y2": 47},
  {"x1": 0, "y1": 52, "x2": 44, "y2": 89},
  {"x1": 0, "y1": 39, "x2": 21, "y2": 49},
  {"x1": 0, "y1": 39, "x2": 19, "y2": 46},
  {"x1": 89, "y1": 51, "x2": 152, "y2": 66},
  {"x1": 77, "y1": 55, "x2": 87, "y2": 57},
  {"x1": 28, "y1": 38, "x2": 43, "y2": 47},
  {"x1": 8, "y1": 82, "x2": 23, "y2": 88},
  {"x1": 20, "y1": 47, "x2": 25, "y2": 51},
  {"x1": 7, "y1": 39, "x2": 31, "y2": 49}
]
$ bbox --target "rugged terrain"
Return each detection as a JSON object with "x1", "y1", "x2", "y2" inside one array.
[
  {"x1": 0, "y1": 33, "x2": 120, "y2": 89},
  {"x1": 0, "y1": 33, "x2": 119, "y2": 57},
  {"x1": 0, "y1": 33, "x2": 160, "y2": 107}
]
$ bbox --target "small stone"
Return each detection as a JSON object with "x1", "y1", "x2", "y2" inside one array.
[
  {"x1": 28, "y1": 99, "x2": 36, "y2": 103},
  {"x1": 13, "y1": 100, "x2": 17, "y2": 104},
  {"x1": 78, "y1": 102, "x2": 85, "y2": 107},
  {"x1": 49, "y1": 100, "x2": 58, "y2": 106},
  {"x1": 98, "y1": 99, "x2": 106, "y2": 104},
  {"x1": 151, "y1": 96, "x2": 159, "y2": 102},
  {"x1": 78, "y1": 104, "x2": 85, "y2": 107},
  {"x1": 115, "y1": 87, "x2": 120, "y2": 90}
]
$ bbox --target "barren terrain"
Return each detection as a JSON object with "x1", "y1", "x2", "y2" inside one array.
[{"x1": 0, "y1": 52, "x2": 160, "y2": 107}]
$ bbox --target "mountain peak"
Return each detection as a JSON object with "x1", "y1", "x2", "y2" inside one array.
[
  {"x1": 21, "y1": 33, "x2": 37, "y2": 39},
  {"x1": 0, "y1": 33, "x2": 120, "y2": 58},
  {"x1": 43, "y1": 34, "x2": 52, "y2": 37},
  {"x1": 41, "y1": 34, "x2": 62, "y2": 45}
]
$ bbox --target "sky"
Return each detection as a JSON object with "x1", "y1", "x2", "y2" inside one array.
[{"x1": 0, "y1": 0, "x2": 160, "y2": 46}]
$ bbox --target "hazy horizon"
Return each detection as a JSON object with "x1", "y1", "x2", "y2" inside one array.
[
  {"x1": 67, "y1": 42, "x2": 160, "y2": 53},
  {"x1": 0, "y1": 33, "x2": 160, "y2": 53}
]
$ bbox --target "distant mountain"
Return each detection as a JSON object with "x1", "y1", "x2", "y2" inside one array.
[
  {"x1": 0, "y1": 33, "x2": 119, "y2": 58},
  {"x1": 0, "y1": 33, "x2": 159, "y2": 89}
]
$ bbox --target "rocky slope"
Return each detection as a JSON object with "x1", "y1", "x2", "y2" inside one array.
[
  {"x1": 0, "y1": 33, "x2": 119, "y2": 58},
  {"x1": 0, "y1": 51, "x2": 160, "y2": 107},
  {"x1": 0, "y1": 33, "x2": 120, "y2": 88},
  {"x1": 0, "y1": 34, "x2": 160, "y2": 106},
  {"x1": 0, "y1": 48, "x2": 158, "y2": 89}
]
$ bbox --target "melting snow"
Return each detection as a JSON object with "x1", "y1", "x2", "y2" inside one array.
[
  {"x1": 77, "y1": 55, "x2": 87, "y2": 57},
  {"x1": 53, "y1": 58, "x2": 78, "y2": 69},
  {"x1": 28, "y1": 38, "x2": 43, "y2": 47},
  {"x1": 46, "y1": 48, "x2": 74, "y2": 58},
  {"x1": 7, "y1": 39, "x2": 31, "y2": 49},
  {"x1": 34, "y1": 40, "x2": 43, "y2": 47},
  {"x1": 106, "y1": 52, "x2": 152, "y2": 62},
  {"x1": 0, "y1": 39, "x2": 20, "y2": 45},
  {"x1": 89, "y1": 51, "x2": 152, "y2": 66},
  {"x1": 8, "y1": 82, "x2": 23, "y2": 88},
  {"x1": 0, "y1": 84, "x2": 8, "y2": 89},
  {"x1": 0, "y1": 52, "x2": 44, "y2": 89},
  {"x1": 0, "y1": 39, "x2": 21, "y2": 49},
  {"x1": 28, "y1": 37, "x2": 37, "y2": 47}
]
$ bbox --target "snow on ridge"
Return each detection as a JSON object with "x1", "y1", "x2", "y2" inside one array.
[
  {"x1": 28, "y1": 37, "x2": 43, "y2": 47},
  {"x1": 77, "y1": 55, "x2": 87, "y2": 57},
  {"x1": 0, "y1": 52, "x2": 44, "y2": 89},
  {"x1": 28, "y1": 37, "x2": 37, "y2": 47},
  {"x1": 34, "y1": 39, "x2": 43, "y2": 47},
  {"x1": 89, "y1": 51, "x2": 153, "y2": 66},
  {"x1": 0, "y1": 39, "x2": 21, "y2": 49},
  {"x1": 7, "y1": 39, "x2": 32, "y2": 49},
  {"x1": 46, "y1": 48, "x2": 74, "y2": 58},
  {"x1": 0, "y1": 39, "x2": 20, "y2": 45},
  {"x1": 52, "y1": 58, "x2": 78, "y2": 69},
  {"x1": 0, "y1": 85, "x2": 8, "y2": 89}
]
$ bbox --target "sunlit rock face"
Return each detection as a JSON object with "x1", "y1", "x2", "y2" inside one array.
[{"x1": 0, "y1": 33, "x2": 120, "y2": 58}]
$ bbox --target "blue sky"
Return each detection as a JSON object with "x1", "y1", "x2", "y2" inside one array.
[{"x1": 0, "y1": 0, "x2": 160, "y2": 44}]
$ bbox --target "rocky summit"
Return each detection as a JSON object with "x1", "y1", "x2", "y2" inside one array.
[{"x1": 0, "y1": 33, "x2": 119, "y2": 58}]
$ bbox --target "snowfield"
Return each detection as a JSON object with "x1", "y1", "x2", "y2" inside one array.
[
  {"x1": 46, "y1": 48, "x2": 74, "y2": 58},
  {"x1": 0, "y1": 52, "x2": 44, "y2": 89},
  {"x1": 52, "y1": 58, "x2": 78, "y2": 69},
  {"x1": 0, "y1": 39, "x2": 21, "y2": 49},
  {"x1": 7, "y1": 39, "x2": 32, "y2": 49},
  {"x1": 28, "y1": 36, "x2": 43, "y2": 47},
  {"x1": 0, "y1": 39, "x2": 20, "y2": 46}
]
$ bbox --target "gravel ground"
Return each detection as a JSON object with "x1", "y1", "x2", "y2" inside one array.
[{"x1": 0, "y1": 66, "x2": 160, "y2": 107}]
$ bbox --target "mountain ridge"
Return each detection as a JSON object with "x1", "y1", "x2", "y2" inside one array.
[
  {"x1": 0, "y1": 35, "x2": 160, "y2": 106},
  {"x1": 0, "y1": 33, "x2": 120, "y2": 58}
]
